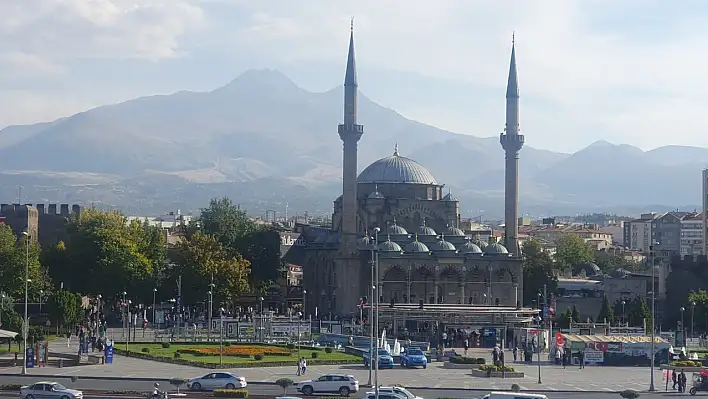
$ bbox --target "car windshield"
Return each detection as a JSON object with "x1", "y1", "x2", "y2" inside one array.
[
  {"x1": 52, "y1": 384, "x2": 67, "y2": 391},
  {"x1": 406, "y1": 349, "x2": 423, "y2": 356},
  {"x1": 377, "y1": 349, "x2": 389, "y2": 355}
]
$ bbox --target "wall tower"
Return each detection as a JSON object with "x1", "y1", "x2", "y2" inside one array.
[
  {"x1": 337, "y1": 20, "x2": 363, "y2": 254},
  {"x1": 500, "y1": 35, "x2": 524, "y2": 255}
]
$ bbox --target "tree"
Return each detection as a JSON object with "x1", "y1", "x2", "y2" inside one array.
[
  {"x1": 571, "y1": 305, "x2": 580, "y2": 323},
  {"x1": 628, "y1": 296, "x2": 652, "y2": 330},
  {"x1": 557, "y1": 308, "x2": 573, "y2": 329},
  {"x1": 199, "y1": 197, "x2": 283, "y2": 287},
  {"x1": 63, "y1": 209, "x2": 161, "y2": 300},
  {"x1": 49, "y1": 291, "x2": 81, "y2": 334},
  {"x1": 170, "y1": 232, "x2": 251, "y2": 305},
  {"x1": 554, "y1": 234, "x2": 594, "y2": 271},
  {"x1": 276, "y1": 378, "x2": 294, "y2": 395},
  {"x1": 521, "y1": 239, "x2": 558, "y2": 306},
  {"x1": 688, "y1": 290, "x2": 708, "y2": 333},
  {"x1": 597, "y1": 295, "x2": 615, "y2": 324},
  {"x1": 0, "y1": 223, "x2": 51, "y2": 300}
]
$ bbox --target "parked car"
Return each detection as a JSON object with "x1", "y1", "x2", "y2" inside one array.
[
  {"x1": 363, "y1": 386, "x2": 423, "y2": 399},
  {"x1": 400, "y1": 348, "x2": 428, "y2": 369},
  {"x1": 187, "y1": 372, "x2": 247, "y2": 390},
  {"x1": 21, "y1": 382, "x2": 83, "y2": 399},
  {"x1": 296, "y1": 374, "x2": 359, "y2": 396},
  {"x1": 361, "y1": 392, "x2": 408, "y2": 399},
  {"x1": 363, "y1": 348, "x2": 394, "y2": 369}
]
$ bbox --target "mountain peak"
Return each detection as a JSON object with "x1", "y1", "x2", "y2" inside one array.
[{"x1": 217, "y1": 69, "x2": 302, "y2": 93}]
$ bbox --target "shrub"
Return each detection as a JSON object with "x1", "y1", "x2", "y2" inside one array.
[
  {"x1": 214, "y1": 389, "x2": 248, "y2": 398},
  {"x1": 449, "y1": 356, "x2": 485, "y2": 365},
  {"x1": 671, "y1": 360, "x2": 701, "y2": 367},
  {"x1": 162, "y1": 342, "x2": 171, "y2": 349},
  {"x1": 324, "y1": 347, "x2": 333, "y2": 354},
  {"x1": 286, "y1": 343, "x2": 295, "y2": 349},
  {"x1": 275, "y1": 378, "x2": 294, "y2": 395},
  {"x1": 224, "y1": 341, "x2": 232, "y2": 347},
  {"x1": 478, "y1": 365, "x2": 515, "y2": 372},
  {"x1": 619, "y1": 390, "x2": 640, "y2": 399},
  {"x1": 311, "y1": 352, "x2": 319, "y2": 359},
  {"x1": 141, "y1": 348, "x2": 150, "y2": 353},
  {"x1": 173, "y1": 352, "x2": 181, "y2": 359},
  {"x1": 511, "y1": 384, "x2": 520, "y2": 392},
  {"x1": 169, "y1": 378, "x2": 187, "y2": 395},
  {"x1": 179, "y1": 346, "x2": 290, "y2": 357},
  {"x1": 253, "y1": 354, "x2": 264, "y2": 361},
  {"x1": 0, "y1": 384, "x2": 22, "y2": 391}
]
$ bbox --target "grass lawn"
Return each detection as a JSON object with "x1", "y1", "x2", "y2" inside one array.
[{"x1": 126, "y1": 343, "x2": 361, "y2": 365}]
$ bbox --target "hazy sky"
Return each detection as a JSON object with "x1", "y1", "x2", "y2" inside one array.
[{"x1": 1, "y1": 0, "x2": 706, "y2": 153}]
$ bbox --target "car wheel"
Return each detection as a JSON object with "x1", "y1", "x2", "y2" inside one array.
[
  {"x1": 25, "y1": 395, "x2": 34, "y2": 399},
  {"x1": 61, "y1": 395, "x2": 70, "y2": 399},
  {"x1": 423, "y1": 364, "x2": 427, "y2": 369},
  {"x1": 339, "y1": 387, "x2": 350, "y2": 396},
  {"x1": 690, "y1": 387, "x2": 697, "y2": 395},
  {"x1": 191, "y1": 382, "x2": 202, "y2": 391},
  {"x1": 225, "y1": 383, "x2": 235, "y2": 389},
  {"x1": 302, "y1": 385, "x2": 314, "y2": 396}
]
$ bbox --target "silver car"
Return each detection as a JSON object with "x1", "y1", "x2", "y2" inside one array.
[
  {"x1": 21, "y1": 382, "x2": 83, "y2": 399},
  {"x1": 187, "y1": 372, "x2": 247, "y2": 390}
]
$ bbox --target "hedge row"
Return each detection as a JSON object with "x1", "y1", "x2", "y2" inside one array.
[
  {"x1": 214, "y1": 389, "x2": 248, "y2": 398},
  {"x1": 115, "y1": 349, "x2": 359, "y2": 368},
  {"x1": 448, "y1": 356, "x2": 486, "y2": 365}
]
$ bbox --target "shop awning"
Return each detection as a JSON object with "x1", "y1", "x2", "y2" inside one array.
[
  {"x1": 0, "y1": 329, "x2": 19, "y2": 339},
  {"x1": 561, "y1": 333, "x2": 667, "y2": 344}
]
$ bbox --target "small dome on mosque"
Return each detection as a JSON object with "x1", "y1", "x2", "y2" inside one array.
[
  {"x1": 367, "y1": 184, "x2": 385, "y2": 200},
  {"x1": 377, "y1": 237, "x2": 403, "y2": 252},
  {"x1": 326, "y1": 232, "x2": 341, "y2": 244},
  {"x1": 446, "y1": 224, "x2": 465, "y2": 236},
  {"x1": 418, "y1": 220, "x2": 437, "y2": 236},
  {"x1": 432, "y1": 236, "x2": 457, "y2": 252},
  {"x1": 459, "y1": 239, "x2": 483, "y2": 254},
  {"x1": 357, "y1": 143, "x2": 438, "y2": 185},
  {"x1": 405, "y1": 235, "x2": 430, "y2": 253},
  {"x1": 442, "y1": 189, "x2": 458, "y2": 201},
  {"x1": 387, "y1": 218, "x2": 408, "y2": 235},
  {"x1": 473, "y1": 238, "x2": 489, "y2": 249},
  {"x1": 484, "y1": 242, "x2": 509, "y2": 254},
  {"x1": 357, "y1": 235, "x2": 372, "y2": 250}
]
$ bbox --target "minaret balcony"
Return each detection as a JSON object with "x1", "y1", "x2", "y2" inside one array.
[
  {"x1": 338, "y1": 123, "x2": 364, "y2": 141},
  {"x1": 500, "y1": 133, "x2": 525, "y2": 153}
]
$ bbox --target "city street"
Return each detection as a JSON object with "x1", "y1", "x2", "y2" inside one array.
[{"x1": 0, "y1": 351, "x2": 669, "y2": 393}]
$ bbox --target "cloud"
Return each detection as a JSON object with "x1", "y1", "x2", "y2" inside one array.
[
  {"x1": 0, "y1": 53, "x2": 65, "y2": 80},
  {"x1": 0, "y1": 0, "x2": 205, "y2": 61}
]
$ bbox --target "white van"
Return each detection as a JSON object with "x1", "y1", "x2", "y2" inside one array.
[{"x1": 480, "y1": 392, "x2": 548, "y2": 399}]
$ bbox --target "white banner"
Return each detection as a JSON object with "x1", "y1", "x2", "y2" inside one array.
[{"x1": 584, "y1": 350, "x2": 604, "y2": 364}]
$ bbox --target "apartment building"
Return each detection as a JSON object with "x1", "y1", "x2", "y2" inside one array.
[
  {"x1": 681, "y1": 213, "x2": 704, "y2": 256},
  {"x1": 519, "y1": 223, "x2": 613, "y2": 249},
  {"x1": 623, "y1": 213, "x2": 658, "y2": 253}
]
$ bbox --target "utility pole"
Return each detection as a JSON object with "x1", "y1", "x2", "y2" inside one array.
[{"x1": 177, "y1": 276, "x2": 182, "y2": 340}]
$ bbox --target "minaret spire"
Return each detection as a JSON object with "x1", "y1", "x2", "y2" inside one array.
[
  {"x1": 500, "y1": 33, "x2": 524, "y2": 256},
  {"x1": 338, "y1": 20, "x2": 364, "y2": 255}
]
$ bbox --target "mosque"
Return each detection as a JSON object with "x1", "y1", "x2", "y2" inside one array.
[{"x1": 300, "y1": 26, "x2": 537, "y2": 342}]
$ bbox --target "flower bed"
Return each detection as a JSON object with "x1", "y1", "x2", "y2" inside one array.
[{"x1": 177, "y1": 346, "x2": 291, "y2": 357}]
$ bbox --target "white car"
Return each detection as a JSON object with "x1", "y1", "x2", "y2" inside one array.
[
  {"x1": 21, "y1": 382, "x2": 83, "y2": 399},
  {"x1": 296, "y1": 374, "x2": 359, "y2": 396},
  {"x1": 187, "y1": 372, "x2": 247, "y2": 390},
  {"x1": 362, "y1": 392, "x2": 408, "y2": 399},
  {"x1": 363, "y1": 386, "x2": 422, "y2": 399}
]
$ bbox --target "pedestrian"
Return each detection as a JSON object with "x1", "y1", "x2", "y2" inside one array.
[
  {"x1": 512, "y1": 347, "x2": 518, "y2": 362},
  {"x1": 578, "y1": 350, "x2": 585, "y2": 369},
  {"x1": 555, "y1": 348, "x2": 561, "y2": 365},
  {"x1": 463, "y1": 339, "x2": 469, "y2": 356},
  {"x1": 680, "y1": 371, "x2": 687, "y2": 393},
  {"x1": 296, "y1": 358, "x2": 301, "y2": 376},
  {"x1": 672, "y1": 370, "x2": 677, "y2": 390},
  {"x1": 301, "y1": 357, "x2": 307, "y2": 375}
]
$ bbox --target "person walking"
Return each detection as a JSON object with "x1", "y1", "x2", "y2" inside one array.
[
  {"x1": 463, "y1": 339, "x2": 469, "y2": 356},
  {"x1": 672, "y1": 370, "x2": 677, "y2": 390},
  {"x1": 578, "y1": 350, "x2": 585, "y2": 369}
]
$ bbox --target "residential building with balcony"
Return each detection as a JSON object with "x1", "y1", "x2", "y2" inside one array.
[
  {"x1": 623, "y1": 213, "x2": 658, "y2": 253},
  {"x1": 680, "y1": 213, "x2": 703, "y2": 256}
]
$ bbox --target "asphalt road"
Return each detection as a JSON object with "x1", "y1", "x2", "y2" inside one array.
[{"x1": 0, "y1": 376, "x2": 685, "y2": 399}]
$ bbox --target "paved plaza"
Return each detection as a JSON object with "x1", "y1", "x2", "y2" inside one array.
[{"x1": 0, "y1": 350, "x2": 669, "y2": 393}]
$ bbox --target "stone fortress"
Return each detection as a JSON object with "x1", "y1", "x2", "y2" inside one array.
[
  {"x1": 300, "y1": 24, "x2": 528, "y2": 323},
  {"x1": 0, "y1": 203, "x2": 81, "y2": 247}
]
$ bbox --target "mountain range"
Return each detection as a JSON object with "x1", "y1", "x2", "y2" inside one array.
[{"x1": 0, "y1": 69, "x2": 704, "y2": 217}]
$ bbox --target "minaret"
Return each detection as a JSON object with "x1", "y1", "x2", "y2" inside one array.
[
  {"x1": 337, "y1": 19, "x2": 363, "y2": 254},
  {"x1": 500, "y1": 33, "x2": 524, "y2": 256}
]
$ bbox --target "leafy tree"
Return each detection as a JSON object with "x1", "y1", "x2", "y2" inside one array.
[
  {"x1": 557, "y1": 308, "x2": 573, "y2": 329},
  {"x1": 571, "y1": 305, "x2": 580, "y2": 323},
  {"x1": 521, "y1": 239, "x2": 558, "y2": 306},
  {"x1": 170, "y1": 232, "x2": 251, "y2": 306},
  {"x1": 0, "y1": 223, "x2": 51, "y2": 300},
  {"x1": 49, "y1": 291, "x2": 81, "y2": 334},
  {"x1": 554, "y1": 234, "x2": 594, "y2": 271},
  {"x1": 688, "y1": 290, "x2": 708, "y2": 333},
  {"x1": 200, "y1": 197, "x2": 283, "y2": 287},
  {"x1": 63, "y1": 209, "x2": 160, "y2": 300},
  {"x1": 597, "y1": 295, "x2": 615, "y2": 324},
  {"x1": 628, "y1": 296, "x2": 652, "y2": 330}
]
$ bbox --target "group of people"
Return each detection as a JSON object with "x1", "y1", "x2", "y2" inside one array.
[
  {"x1": 672, "y1": 370, "x2": 688, "y2": 392},
  {"x1": 554, "y1": 347, "x2": 585, "y2": 369}
]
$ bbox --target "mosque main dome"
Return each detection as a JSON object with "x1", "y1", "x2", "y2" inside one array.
[{"x1": 357, "y1": 145, "x2": 438, "y2": 185}]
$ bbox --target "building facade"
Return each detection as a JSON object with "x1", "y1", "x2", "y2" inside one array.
[
  {"x1": 703, "y1": 168, "x2": 708, "y2": 257},
  {"x1": 623, "y1": 213, "x2": 658, "y2": 253},
  {"x1": 680, "y1": 213, "x2": 703, "y2": 256},
  {"x1": 301, "y1": 29, "x2": 525, "y2": 320}
]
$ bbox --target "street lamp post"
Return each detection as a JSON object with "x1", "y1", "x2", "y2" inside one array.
[
  {"x1": 536, "y1": 293, "x2": 542, "y2": 385},
  {"x1": 208, "y1": 290, "x2": 213, "y2": 342},
  {"x1": 373, "y1": 227, "x2": 381, "y2": 399},
  {"x1": 152, "y1": 288, "x2": 157, "y2": 333},
  {"x1": 302, "y1": 290, "x2": 307, "y2": 341},
  {"x1": 368, "y1": 229, "x2": 378, "y2": 388},
  {"x1": 126, "y1": 300, "x2": 131, "y2": 351},
  {"x1": 622, "y1": 300, "x2": 626, "y2": 326},
  {"x1": 122, "y1": 291, "x2": 127, "y2": 339},
  {"x1": 219, "y1": 307, "x2": 225, "y2": 367},
  {"x1": 39, "y1": 290, "x2": 43, "y2": 316},
  {"x1": 692, "y1": 302, "x2": 696, "y2": 341},
  {"x1": 649, "y1": 243, "x2": 658, "y2": 392},
  {"x1": 0, "y1": 293, "x2": 5, "y2": 328},
  {"x1": 21, "y1": 231, "x2": 30, "y2": 375},
  {"x1": 681, "y1": 307, "x2": 686, "y2": 344},
  {"x1": 259, "y1": 296, "x2": 264, "y2": 342}
]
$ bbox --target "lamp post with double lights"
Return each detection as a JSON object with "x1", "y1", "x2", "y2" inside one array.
[
  {"x1": 681, "y1": 307, "x2": 686, "y2": 344},
  {"x1": 692, "y1": 301, "x2": 696, "y2": 341},
  {"x1": 535, "y1": 292, "x2": 542, "y2": 385},
  {"x1": 152, "y1": 288, "x2": 157, "y2": 333},
  {"x1": 208, "y1": 289, "x2": 214, "y2": 341},
  {"x1": 219, "y1": 307, "x2": 225, "y2": 367},
  {"x1": 649, "y1": 242, "x2": 659, "y2": 392},
  {"x1": 259, "y1": 296, "x2": 265, "y2": 342},
  {"x1": 622, "y1": 300, "x2": 626, "y2": 326},
  {"x1": 368, "y1": 228, "x2": 380, "y2": 388},
  {"x1": 21, "y1": 231, "x2": 30, "y2": 375}
]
